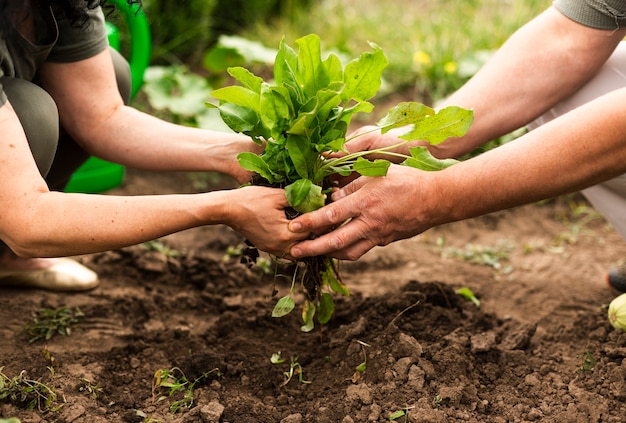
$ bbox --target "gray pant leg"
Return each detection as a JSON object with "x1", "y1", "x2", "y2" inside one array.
[
  {"x1": 527, "y1": 42, "x2": 626, "y2": 241},
  {"x1": 0, "y1": 48, "x2": 131, "y2": 254}
]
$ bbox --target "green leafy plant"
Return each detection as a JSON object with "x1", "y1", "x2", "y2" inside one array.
[
  {"x1": 21, "y1": 307, "x2": 84, "y2": 344},
  {"x1": 279, "y1": 356, "x2": 311, "y2": 386},
  {"x1": 0, "y1": 367, "x2": 59, "y2": 412},
  {"x1": 78, "y1": 377, "x2": 103, "y2": 399},
  {"x1": 208, "y1": 33, "x2": 473, "y2": 331},
  {"x1": 152, "y1": 367, "x2": 221, "y2": 413},
  {"x1": 456, "y1": 287, "x2": 480, "y2": 307},
  {"x1": 576, "y1": 351, "x2": 595, "y2": 373}
]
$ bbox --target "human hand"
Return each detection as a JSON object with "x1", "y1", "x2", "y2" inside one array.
[
  {"x1": 224, "y1": 186, "x2": 308, "y2": 256},
  {"x1": 288, "y1": 165, "x2": 437, "y2": 260}
]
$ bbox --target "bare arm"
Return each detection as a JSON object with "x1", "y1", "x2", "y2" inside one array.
[
  {"x1": 38, "y1": 49, "x2": 259, "y2": 183},
  {"x1": 289, "y1": 87, "x2": 626, "y2": 260},
  {"x1": 0, "y1": 50, "x2": 304, "y2": 258},
  {"x1": 433, "y1": 6, "x2": 626, "y2": 158},
  {"x1": 346, "y1": 6, "x2": 626, "y2": 160}
]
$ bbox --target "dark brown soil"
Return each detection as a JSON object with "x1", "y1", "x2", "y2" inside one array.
[{"x1": 2, "y1": 168, "x2": 626, "y2": 423}]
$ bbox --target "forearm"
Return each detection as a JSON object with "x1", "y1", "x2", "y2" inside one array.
[
  {"x1": 433, "y1": 6, "x2": 626, "y2": 159},
  {"x1": 429, "y1": 88, "x2": 626, "y2": 226},
  {"x1": 1, "y1": 190, "x2": 232, "y2": 257},
  {"x1": 77, "y1": 106, "x2": 257, "y2": 175}
]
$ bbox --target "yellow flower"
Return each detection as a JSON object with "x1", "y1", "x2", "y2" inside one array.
[
  {"x1": 444, "y1": 61, "x2": 458, "y2": 75},
  {"x1": 413, "y1": 50, "x2": 431, "y2": 66}
]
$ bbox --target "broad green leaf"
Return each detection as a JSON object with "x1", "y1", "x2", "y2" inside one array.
[
  {"x1": 456, "y1": 287, "x2": 480, "y2": 307},
  {"x1": 237, "y1": 152, "x2": 278, "y2": 182},
  {"x1": 227, "y1": 66, "x2": 263, "y2": 93},
  {"x1": 328, "y1": 272, "x2": 350, "y2": 296},
  {"x1": 260, "y1": 85, "x2": 291, "y2": 137},
  {"x1": 286, "y1": 134, "x2": 315, "y2": 180},
  {"x1": 211, "y1": 85, "x2": 260, "y2": 113},
  {"x1": 295, "y1": 34, "x2": 329, "y2": 99},
  {"x1": 400, "y1": 106, "x2": 474, "y2": 145},
  {"x1": 289, "y1": 90, "x2": 342, "y2": 136},
  {"x1": 300, "y1": 300, "x2": 316, "y2": 332},
  {"x1": 317, "y1": 293, "x2": 335, "y2": 324},
  {"x1": 323, "y1": 53, "x2": 344, "y2": 85},
  {"x1": 341, "y1": 42, "x2": 388, "y2": 102},
  {"x1": 285, "y1": 179, "x2": 325, "y2": 213},
  {"x1": 216, "y1": 103, "x2": 260, "y2": 134},
  {"x1": 274, "y1": 37, "x2": 299, "y2": 89},
  {"x1": 272, "y1": 296, "x2": 295, "y2": 317},
  {"x1": 377, "y1": 102, "x2": 435, "y2": 133},
  {"x1": 403, "y1": 147, "x2": 459, "y2": 171},
  {"x1": 352, "y1": 157, "x2": 391, "y2": 177}
]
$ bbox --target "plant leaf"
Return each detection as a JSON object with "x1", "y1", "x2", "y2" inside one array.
[
  {"x1": 317, "y1": 293, "x2": 335, "y2": 324},
  {"x1": 227, "y1": 66, "x2": 264, "y2": 93},
  {"x1": 300, "y1": 300, "x2": 316, "y2": 332},
  {"x1": 216, "y1": 103, "x2": 260, "y2": 134},
  {"x1": 341, "y1": 42, "x2": 388, "y2": 102},
  {"x1": 377, "y1": 102, "x2": 435, "y2": 133},
  {"x1": 211, "y1": 85, "x2": 260, "y2": 113},
  {"x1": 237, "y1": 152, "x2": 278, "y2": 182},
  {"x1": 272, "y1": 296, "x2": 295, "y2": 318},
  {"x1": 260, "y1": 85, "x2": 291, "y2": 138},
  {"x1": 352, "y1": 157, "x2": 391, "y2": 177},
  {"x1": 285, "y1": 179, "x2": 325, "y2": 213},
  {"x1": 403, "y1": 147, "x2": 459, "y2": 171},
  {"x1": 295, "y1": 34, "x2": 329, "y2": 100},
  {"x1": 400, "y1": 106, "x2": 474, "y2": 145}
]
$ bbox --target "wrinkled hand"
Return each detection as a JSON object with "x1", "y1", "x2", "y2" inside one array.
[
  {"x1": 225, "y1": 186, "x2": 308, "y2": 256},
  {"x1": 288, "y1": 165, "x2": 437, "y2": 260}
]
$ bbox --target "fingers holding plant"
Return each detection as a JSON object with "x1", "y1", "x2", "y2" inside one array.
[
  {"x1": 224, "y1": 186, "x2": 308, "y2": 256},
  {"x1": 290, "y1": 165, "x2": 435, "y2": 260}
]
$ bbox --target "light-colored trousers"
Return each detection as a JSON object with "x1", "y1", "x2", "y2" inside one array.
[{"x1": 527, "y1": 42, "x2": 626, "y2": 241}]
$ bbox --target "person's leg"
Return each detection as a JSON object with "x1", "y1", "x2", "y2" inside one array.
[
  {"x1": 0, "y1": 48, "x2": 131, "y2": 291},
  {"x1": 528, "y1": 41, "x2": 626, "y2": 241},
  {"x1": 528, "y1": 41, "x2": 626, "y2": 292}
]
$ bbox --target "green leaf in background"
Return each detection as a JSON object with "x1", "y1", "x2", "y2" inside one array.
[
  {"x1": 285, "y1": 179, "x2": 325, "y2": 213},
  {"x1": 404, "y1": 147, "x2": 459, "y2": 171},
  {"x1": 400, "y1": 106, "x2": 474, "y2": 145}
]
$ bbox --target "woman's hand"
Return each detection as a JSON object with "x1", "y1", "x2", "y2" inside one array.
[{"x1": 223, "y1": 186, "x2": 309, "y2": 256}]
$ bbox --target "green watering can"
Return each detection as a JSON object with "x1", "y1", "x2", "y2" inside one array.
[{"x1": 65, "y1": 0, "x2": 151, "y2": 193}]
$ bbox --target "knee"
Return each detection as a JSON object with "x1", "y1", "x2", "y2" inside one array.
[{"x1": 1, "y1": 78, "x2": 59, "y2": 176}]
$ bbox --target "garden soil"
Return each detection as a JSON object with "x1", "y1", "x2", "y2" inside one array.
[{"x1": 2, "y1": 168, "x2": 626, "y2": 423}]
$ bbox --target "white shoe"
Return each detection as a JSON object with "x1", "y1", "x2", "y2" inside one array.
[{"x1": 0, "y1": 258, "x2": 99, "y2": 291}]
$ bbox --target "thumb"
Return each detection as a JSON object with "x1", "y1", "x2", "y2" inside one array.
[
  {"x1": 332, "y1": 175, "x2": 368, "y2": 201},
  {"x1": 288, "y1": 198, "x2": 352, "y2": 234}
]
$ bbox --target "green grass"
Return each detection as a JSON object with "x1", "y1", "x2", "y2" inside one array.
[{"x1": 242, "y1": 0, "x2": 551, "y2": 101}]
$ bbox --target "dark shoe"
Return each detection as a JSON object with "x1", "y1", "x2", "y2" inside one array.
[
  {"x1": 0, "y1": 258, "x2": 99, "y2": 291},
  {"x1": 607, "y1": 263, "x2": 626, "y2": 294}
]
